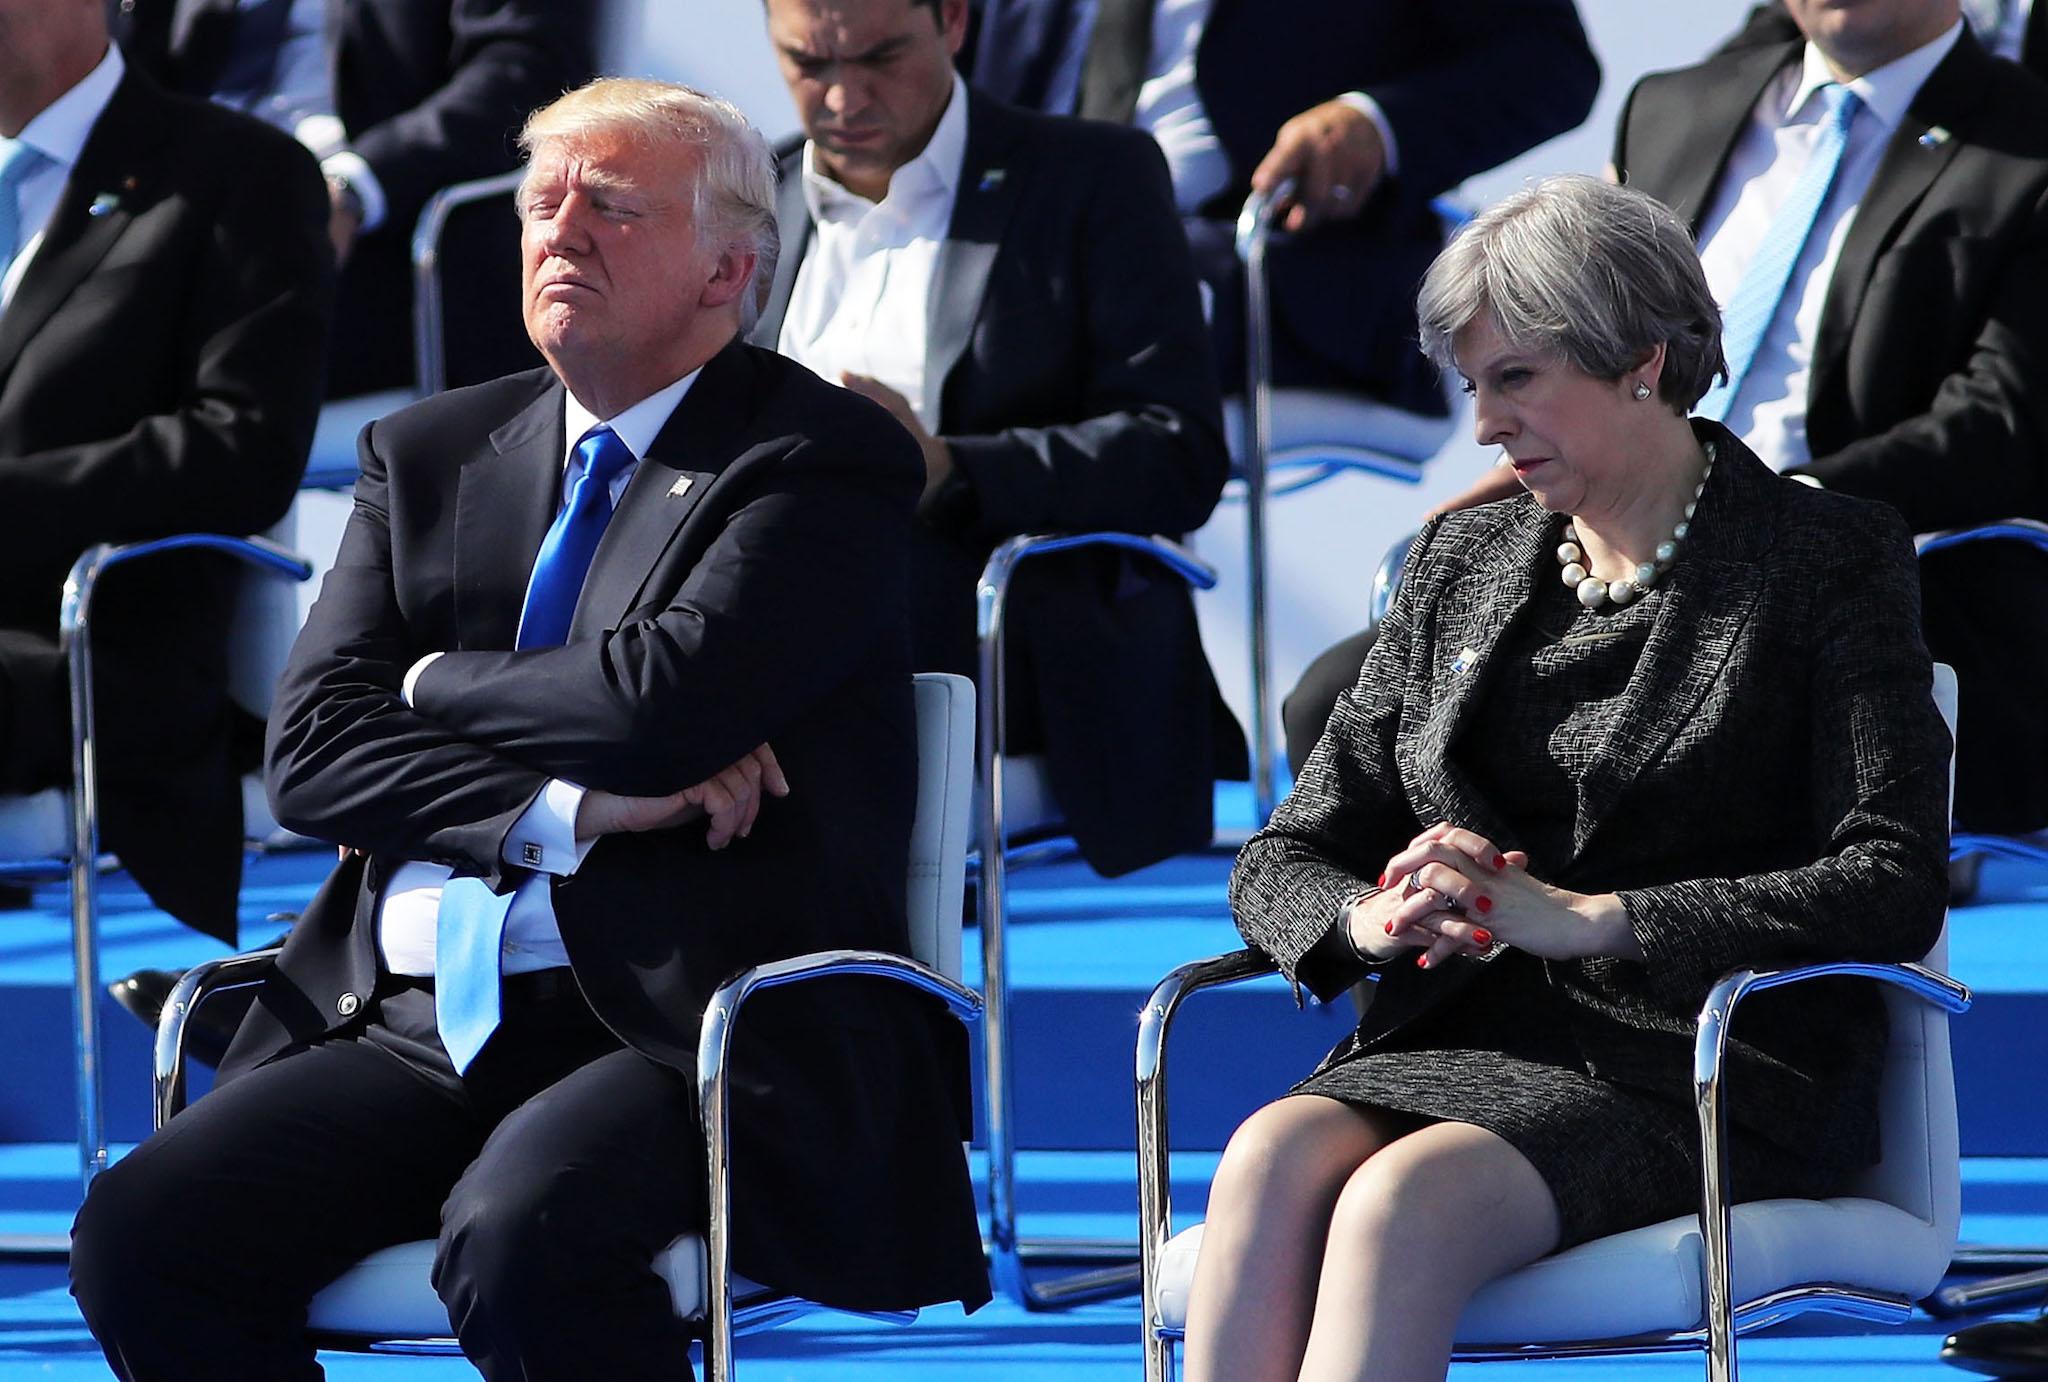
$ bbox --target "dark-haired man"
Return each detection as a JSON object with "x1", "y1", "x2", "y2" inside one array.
[{"x1": 753, "y1": 0, "x2": 1242, "y2": 875}]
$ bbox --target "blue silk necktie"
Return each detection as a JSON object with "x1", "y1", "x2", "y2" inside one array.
[
  {"x1": 1696, "y1": 83, "x2": 1862, "y2": 422},
  {"x1": 0, "y1": 139, "x2": 50, "y2": 286},
  {"x1": 434, "y1": 425, "x2": 636, "y2": 1072}
]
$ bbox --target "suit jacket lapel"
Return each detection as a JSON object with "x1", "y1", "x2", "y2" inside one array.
[
  {"x1": 0, "y1": 77, "x2": 160, "y2": 382},
  {"x1": 1810, "y1": 30, "x2": 1983, "y2": 404},
  {"x1": 754, "y1": 152, "x2": 810, "y2": 348},
  {"x1": 1567, "y1": 432, "x2": 1771, "y2": 864},
  {"x1": 928, "y1": 90, "x2": 1023, "y2": 414},
  {"x1": 1632, "y1": 41, "x2": 1794, "y2": 229},
  {"x1": 568, "y1": 340, "x2": 752, "y2": 638},
  {"x1": 455, "y1": 380, "x2": 563, "y2": 650},
  {"x1": 1408, "y1": 501, "x2": 1549, "y2": 851}
]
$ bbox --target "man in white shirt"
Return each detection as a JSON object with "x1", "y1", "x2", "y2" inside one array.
[
  {"x1": 68, "y1": 76, "x2": 990, "y2": 1379},
  {"x1": 752, "y1": 0, "x2": 1244, "y2": 876},
  {"x1": 0, "y1": 0, "x2": 330, "y2": 934}
]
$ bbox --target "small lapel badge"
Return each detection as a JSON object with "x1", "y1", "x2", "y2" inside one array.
[
  {"x1": 667, "y1": 475, "x2": 694, "y2": 499},
  {"x1": 1919, "y1": 125, "x2": 1952, "y2": 148},
  {"x1": 87, "y1": 193, "x2": 120, "y2": 217},
  {"x1": 978, "y1": 168, "x2": 1006, "y2": 192},
  {"x1": 1450, "y1": 646, "x2": 1478, "y2": 675}
]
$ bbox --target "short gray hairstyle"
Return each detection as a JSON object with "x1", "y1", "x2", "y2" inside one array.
[
  {"x1": 1416, "y1": 174, "x2": 1726, "y2": 413},
  {"x1": 519, "y1": 78, "x2": 779, "y2": 333}
]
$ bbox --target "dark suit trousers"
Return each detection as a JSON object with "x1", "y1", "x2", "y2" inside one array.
[{"x1": 70, "y1": 980, "x2": 711, "y2": 1381}]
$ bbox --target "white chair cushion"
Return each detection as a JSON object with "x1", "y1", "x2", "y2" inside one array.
[
  {"x1": 909, "y1": 674, "x2": 974, "y2": 985},
  {"x1": 305, "y1": 1236, "x2": 771, "y2": 1337},
  {"x1": 0, "y1": 788, "x2": 68, "y2": 861},
  {"x1": 1155, "y1": 1192, "x2": 1951, "y2": 1346}
]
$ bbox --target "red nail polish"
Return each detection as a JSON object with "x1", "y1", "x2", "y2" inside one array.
[
  {"x1": 1473, "y1": 929, "x2": 1493, "y2": 947},
  {"x1": 1378, "y1": 871, "x2": 1388, "y2": 888},
  {"x1": 1475, "y1": 896, "x2": 1494, "y2": 915},
  {"x1": 1416, "y1": 954, "x2": 1430, "y2": 969},
  {"x1": 1384, "y1": 920, "x2": 1396, "y2": 934},
  {"x1": 1492, "y1": 853, "x2": 1508, "y2": 869}
]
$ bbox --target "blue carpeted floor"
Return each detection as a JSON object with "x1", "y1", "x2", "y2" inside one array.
[{"x1": 3, "y1": 798, "x2": 2046, "y2": 1378}]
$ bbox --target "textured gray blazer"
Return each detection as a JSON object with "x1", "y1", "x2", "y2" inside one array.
[{"x1": 1230, "y1": 426, "x2": 1952, "y2": 1161}]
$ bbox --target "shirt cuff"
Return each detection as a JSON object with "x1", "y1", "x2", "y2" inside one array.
[
  {"x1": 320, "y1": 149, "x2": 389, "y2": 233},
  {"x1": 502, "y1": 779, "x2": 596, "y2": 876},
  {"x1": 1338, "y1": 91, "x2": 1400, "y2": 178},
  {"x1": 401, "y1": 651, "x2": 446, "y2": 706},
  {"x1": 1788, "y1": 472, "x2": 1825, "y2": 489}
]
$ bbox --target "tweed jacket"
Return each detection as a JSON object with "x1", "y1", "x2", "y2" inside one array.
[{"x1": 1230, "y1": 427, "x2": 1951, "y2": 1161}]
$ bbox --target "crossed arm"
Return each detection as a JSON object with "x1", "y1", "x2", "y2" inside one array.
[{"x1": 267, "y1": 403, "x2": 922, "y2": 883}]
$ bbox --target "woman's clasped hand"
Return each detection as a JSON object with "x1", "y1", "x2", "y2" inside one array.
[{"x1": 1353, "y1": 823, "x2": 1640, "y2": 969}]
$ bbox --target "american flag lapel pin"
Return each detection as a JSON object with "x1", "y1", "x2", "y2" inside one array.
[
  {"x1": 1450, "y1": 646, "x2": 1478, "y2": 675},
  {"x1": 1919, "y1": 125, "x2": 1951, "y2": 148},
  {"x1": 668, "y1": 475, "x2": 693, "y2": 499},
  {"x1": 979, "y1": 168, "x2": 1006, "y2": 192}
]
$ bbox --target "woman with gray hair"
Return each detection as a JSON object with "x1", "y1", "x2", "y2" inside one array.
[{"x1": 1183, "y1": 175, "x2": 1950, "y2": 1381}]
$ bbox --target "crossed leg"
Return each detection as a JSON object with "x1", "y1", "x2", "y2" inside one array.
[{"x1": 1182, "y1": 1095, "x2": 1561, "y2": 1382}]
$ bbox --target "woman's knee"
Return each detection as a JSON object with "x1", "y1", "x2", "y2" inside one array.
[
  {"x1": 1210, "y1": 1097, "x2": 1383, "y2": 1223},
  {"x1": 1323, "y1": 1128, "x2": 1559, "y2": 1285}
]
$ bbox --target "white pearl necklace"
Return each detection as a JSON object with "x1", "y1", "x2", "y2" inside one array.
[{"x1": 1557, "y1": 442, "x2": 1715, "y2": 610}]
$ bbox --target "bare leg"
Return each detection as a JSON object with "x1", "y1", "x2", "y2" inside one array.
[
  {"x1": 1182, "y1": 1095, "x2": 1411, "y2": 1382},
  {"x1": 1298, "y1": 1121, "x2": 1562, "y2": 1382}
]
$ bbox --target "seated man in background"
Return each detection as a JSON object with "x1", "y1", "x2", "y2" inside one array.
[
  {"x1": 69, "y1": 78, "x2": 989, "y2": 1379},
  {"x1": 967, "y1": 0, "x2": 1601, "y2": 408},
  {"x1": 752, "y1": 0, "x2": 1241, "y2": 874},
  {"x1": 111, "y1": 0, "x2": 597, "y2": 398},
  {"x1": 1285, "y1": 0, "x2": 2048, "y2": 850},
  {"x1": 0, "y1": 0, "x2": 331, "y2": 934}
]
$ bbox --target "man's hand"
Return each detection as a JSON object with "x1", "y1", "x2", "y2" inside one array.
[
  {"x1": 574, "y1": 743, "x2": 790, "y2": 851},
  {"x1": 841, "y1": 371, "x2": 953, "y2": 502},
  {"x1": 1252, "y1": 97, "x2": 1387, "y2": 233}
]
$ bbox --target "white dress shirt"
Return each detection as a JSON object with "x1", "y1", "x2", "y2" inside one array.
[
  {"x1": 1695, "y1": 21, "x2": 1962, "y2": 471},
  {"x1": 779, "y1": 74, "x2": 968, "y2": 431},
  {"x1": 1, "y1": 44, "x2": 124, "y2": 311},
  {"x1": 1018, "y1": 0, "x2": 1399, "y2": 215},
  {"x1": 378, "y1": 369, "x2": 702, "y2": 977}
]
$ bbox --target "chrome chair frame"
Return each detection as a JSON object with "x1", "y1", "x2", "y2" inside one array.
[
  {"x1": 153, "y1": 947, "x2": 981, "y2": 1382},
  {"x1": 1229, "y1": 186, "x2": 1450, "y2": 823},
  {"x1": 152, "y1": 672, "x2": 986, "y2": 1381},
  {"x1": 410, "y1": 168, "x2": 528, "y2": 400},
  {"x1": 299, "y1": 168, "x2": 528, "y2": 490},
  {"x1": 1135, "y1": 949, "x2": 1971, "y2": 1382},
  {"x1": 975, "y1": 530, "x2": 1217, "y2": 1310},
  {"x1": 0, "y1": 535, "x2": 311, "y2": 1244},
  {"x1": 1913, "y1": 517, "x2": 2048, "y2": 1312}
]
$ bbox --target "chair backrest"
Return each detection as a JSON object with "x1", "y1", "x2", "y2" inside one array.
[
  {"x1": 1847, "y1": 662, "x2": 1959, "y2": 1234},
  {"x1": 412, "y1": 171, "x2": 542, "y2": 395},
  {"x1": 909, "y1": 673, "x2": 975, "y2": 983}
]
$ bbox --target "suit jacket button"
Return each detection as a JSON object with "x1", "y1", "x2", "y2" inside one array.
[{"x1": 337, "y1": 992, "x2": 361, "y2": 1018}]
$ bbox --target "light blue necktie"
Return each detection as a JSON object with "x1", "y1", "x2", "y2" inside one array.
[
  {"x1": 0, "y1": 139, "x2": 50, "y2": 283},
  {"x1": 434, "y1": 425, "x2": 636, "y2": 1072},
  {"x1": 1696, "y1": 83, "x2": 1862, "y2": 423}
]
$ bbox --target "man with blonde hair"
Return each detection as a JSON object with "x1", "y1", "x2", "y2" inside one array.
[{"x1": 69, "y1": 76, "x2": 989, "y2": 1380}]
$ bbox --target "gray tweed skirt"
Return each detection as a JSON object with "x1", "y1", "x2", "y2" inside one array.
[{"x1": 1292, "y1": 952, "x2": 1844, "y2": 1247}]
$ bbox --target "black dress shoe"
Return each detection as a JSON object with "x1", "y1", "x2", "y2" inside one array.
[
  {"x1": 1942, "y1": 1315, "x2": 2048, "y2": 1377},
  {"x1": 107, "y1": 968, "x2": 242, "y2": 1069}
]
